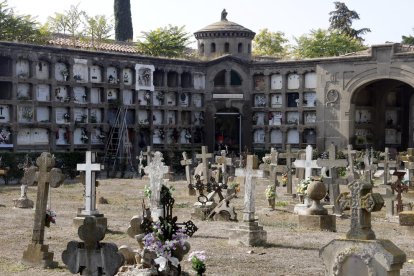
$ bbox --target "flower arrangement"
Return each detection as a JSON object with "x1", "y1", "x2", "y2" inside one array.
[
  {"x1": 45, "y1": 209, "x2": 56, "y2": 227},
  {"x1": 296, "y1": 177, "x2": 311, "y2": 195},
  {"x1": 281, "y1": 173, "x2": 288, "y2": 187},
  {"x1": 265, "y1": 184, "x2": 276, "y2": 200},
  {"x1": 144, "y1": 185, "x2": 151, "y2": 199},
  {"x1": 188, "y1": 251, "x2": 207, "y2": 276},
  {"x1": 228, "y1": 182, "x2": 240, "y2": 193},
  {"x1": 143, "y1": 219, "x2": 189, "y2": 272}
]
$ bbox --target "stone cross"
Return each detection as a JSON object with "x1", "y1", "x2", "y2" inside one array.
[
  {"x1": 180, "y1": 151, "x2": 192, "y2": 185},
  {"x1": 142, "y1": 146, "x2": 153, "y2": 165},
  {"x1": 380, "y1": 183, "x2": 396, "y2": 218},
  {"x1": 378, "y1": 147, "x2": 398, "y2": 186},
  {"x1": 293, "y1": 145, "x2": 320, "y2": 180},
  {"x1": 137, "y1": 150, "x2": 144, "y2": 177},
  {"x1": 14, "y1": 165, "x2": 37, "y2": 208},
  {"x1": 279, "y1": 144, "x2": 298, "y2": 195},
  {"x1": 345, "y1": 144, "x2": 359, "y2": 182},
  {"x1": 346, "y1": 172, "x2": 384, "y2": 240},
  {"x1": 62, "y1": 216, "x2": 123, "y2": 275},
  {"x1": 77, "y1": 151, "x2": 101, "y2": 216},
  {"x1": 401, "y1": 148, "x2": 414, "y2": 188},
  {"x1": 22, "y1": 152, "x2": 65, "y2": 267},
  {"x1": 235, "y1": 155, "x2": 264, "y2": 222},
  {"x1": 317, "y1": 143, "x2": 348, "y2": 215},
  {"x1": 216, "y1": 150, "x2": 232, "y2": 184},
  {"x1": 196, "y1": 146, "x2": 213, "y2": 184},
  {"x1": 364, "y1": 148, "x2": 378, "y2": 182},
  {"x1": 144, "y1": 151, "x2": 169, "y2": 220},
  {"x1": 391, "y1": 171, "x2": 408, "y2": 213}
]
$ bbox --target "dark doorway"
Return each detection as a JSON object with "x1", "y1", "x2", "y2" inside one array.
[{"x1": 214, "y1": 112, "x2": 240, "y2": 155}]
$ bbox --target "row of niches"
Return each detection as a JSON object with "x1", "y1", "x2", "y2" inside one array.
[
  {"x1": 0, "y1": 127, "x2": 105, "y2": 147},
  {"x1": 254, "y1": 92, "x2": 317, "y2": 108},
  {"x1": 354, "y1": 128, "x2": 402, "y2": 146},
  {"x1": 253, "y1": 111, "x2": 316, "y2": 126},
  {"x1": 11, "y1": 83, "x2": 204, "y2": 108},
  {"x1": 355, "y1": 109, "x2": 400, "y2": 128},
  {"x1": 151, "y1": 128, "x2": 203, "y2": 145},
  {"x1": 0, "y1": 105, "x2": 204, "y2": 127},
  {"x1": 10, "y1": 58, "x2": 206, "y2": 90},
  {"x1": 253, "y1": 72, "x2": 317, "y2": 91},
  {"x1": 253, "y1": 128, "x2": 316, "y2": 144}
]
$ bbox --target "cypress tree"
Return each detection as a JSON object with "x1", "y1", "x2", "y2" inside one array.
[{"x1": 114, "y1": 0, "x2": 133, "y2": 41}]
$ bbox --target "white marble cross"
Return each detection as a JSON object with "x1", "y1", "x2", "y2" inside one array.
[
  {"x1": 180, "y1": 151, "x2": 192, "y2": 185},
  {"x1": 77, "y1": 151, "x2": 102, "y2": 215},
  {"x1": 235, "y1": 155, "x2": 264, "y2": 222},
  {"x1": 144, "y1": 151, "x2": 169, "y2": 220},
  {"x1": 364, "y1": 148, "x2": 378, "y2": 182},
  {"x1": 293, "y1": 145, "x2": 320, "y2": 179},
  {"x1": 196, "y1": 146, "x2": 212, "y2": 184}
]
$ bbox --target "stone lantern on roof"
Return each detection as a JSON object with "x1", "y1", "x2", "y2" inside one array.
[{"x1": 194, "y1": 9, "x2": 256, "y2": 60}]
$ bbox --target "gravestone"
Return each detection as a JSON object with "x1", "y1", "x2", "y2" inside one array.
[
  {"x1": 293, "y1": 145, "x2": 320, "y2": 180},
  {"x1": 317, "y1": 143, "x2": 348, "y2": 215},
  {"x1": 14, "y1": 156, "x2": 36, "y2": 208},
  {"x1": 22, "y1": 152, "x2": 65, "y2": 268},
  {"x1": 320, "y1": 173, "x2": 406, "y2": 276},
  {"x1": 378, "y1": 147, "x2": 398, "y2": 186},
  {"x1": 391, "y1": 171, "x2": 408, "y2": 214},
  {"x1": 136, "y1": 150, "x2": 144, "y2": 178},
  {"x1": 215, "y1": 150, "x2": 233, "y2": 184},
  {"x1": 144, "y1": 151, "x2": 169, "y2": 221},
  {"x1": 180, "y1": 151, "x2": 195, "y2": 195},
  {"x1": 73, "y1": 151, "x2": 107, "y2": 231},
  {"x1": 62, "y1": 216, "x2": 124, "y2": 275},
  {"x1": 195, "y1": 146, "x2": 212, "y2": 184},
  {"x1": 344, "y1": 144, "x2": 359, "y2": 182},
  {"x1": 279, "y1": 144, "x2": 298, "y2": 195},
  {"x1": 229, "y1": 155, "x2": 266, "y2": 246},
  {"x1": 364, "y1": 148, "x2": 378, "y2": 182},
  {"x1": 400, "y1": 148, "x2": 414, "y2": 187}
]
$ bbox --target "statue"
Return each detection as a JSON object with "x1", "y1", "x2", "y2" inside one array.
[{"x1": 221, "y1": 9, "x2": 228, "y2": 21}]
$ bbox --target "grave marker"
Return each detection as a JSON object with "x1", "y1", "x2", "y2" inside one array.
[
  {"x1": 293, "y1": 145, "x2": 320, "y2": 180},
  {"x1": 180, "y1": 151, "x2": 193, "y2": 186},
  {"x1": 279, "y1": 144, "x2": 298, "y2": 195},
  {"x1": 22, "y1": 152, "x2": 64, "y2": 268},
  {"x1": 144, "y1": 151, "x2": 169, "y2": 221},
  {"x1": 195, "y1": 146, "x2": 212, "y2": 184},
  {"x1": 378, "y1": 147, "x2": 398, "y2": 185},
  {"x1": 77, "y1": 151, "x2": 101, "y2": 216},
  {"x1": 317, "y1": 144, "x2": 348, "y2": 215}
]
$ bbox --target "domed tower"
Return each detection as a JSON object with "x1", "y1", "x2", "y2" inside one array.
[{"x1": 194, "y1": 9, "x2": 255, "y2": 60}]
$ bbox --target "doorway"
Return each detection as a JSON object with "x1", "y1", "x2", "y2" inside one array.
[{"x1": 214, "y1": 112, "x2": 241, "y2": 156}]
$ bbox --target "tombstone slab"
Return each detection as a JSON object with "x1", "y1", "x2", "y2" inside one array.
[{"x1": 298, "y1": 215, "x2": 336, "y2": 232}]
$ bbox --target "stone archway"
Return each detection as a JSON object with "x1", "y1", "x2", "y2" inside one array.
[{"x1": 350, "y1": 79, "x2": 414, "y2": 150}]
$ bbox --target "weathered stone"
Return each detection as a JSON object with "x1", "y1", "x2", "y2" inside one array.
[
  {"x1": 228, "y1": 221, "x2": 267, "y2": 246},
  {"x1": 298, "y1": 214, "x2": 336, "y2": 232},
  {"x1": 118, "y1": 245, "x2": 137, "y2": 265},
  {"x1": 399, "y1": 210, "x2": 414, "y2": 226}
]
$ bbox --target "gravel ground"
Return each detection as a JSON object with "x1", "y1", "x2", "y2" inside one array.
[{"x1": 0, "y1": 177, "x2": 414, "y2": 276}]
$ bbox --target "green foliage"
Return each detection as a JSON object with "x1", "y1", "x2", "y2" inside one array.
[
  {"x1": 253, "y1": 28, "x2": 288, "y2": 57},
  {"x1": 293, "y1": 29, "x2": 366, "y2": 58},
  {"x1": 53, "y1": 152, "x2": 85, "y2": 179},
  {"x1": 0, "y1": 0, "x2": 49, "y2": 44},
  {"x1": 265, "y1": 184, "x2": 276, "y2": 199},
  {"x1": 329, "y1": 1, "x2": 370, "y2": 41},
  {"x1": 402, "y1": 34, "x2": 414, "y2": 45},
  {"x1": 84, "y1": 14, "x2": 113, "y2": 48},
  {"x1": 114, "y1": 0, "x2": 133, "y2": 41},
  {"x1": 46, "y1": 12, "x2": 69, "y2": 34},
  {"x1": 138, "y1": 25, "x2": 191, "y2": 58}
]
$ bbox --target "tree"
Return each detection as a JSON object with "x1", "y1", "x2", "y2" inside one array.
[
  {"x1": 84, "y1": 15, "x2": 113, "y2": 48},
  {"x1": 252, "y1": 28, "x2": 288, "y2": 57},
  {"x1": 402, "y1": 31, "x2": 414, "y2": 45},
  {"x1": 0, "y1": 0, "x2": 49, "y2": 44},
  {"x1": 46, "y1": 12, "x2": 69, "y2": 34},
  {"x1": 114, "y1": 0, "x2": 133, "y2": 41},
  {"x1": 293, "y1": 29, "x2": 366, "y2": 58},
  {"x1": 65, "y1": 4, "x2": 86, "y2": 46},
  {"x1": 138, "y1": 25, "x2": 191, "y2": 58},
  {"x1": 329, "y1": 1, "x2": 370, "y2": 41}
]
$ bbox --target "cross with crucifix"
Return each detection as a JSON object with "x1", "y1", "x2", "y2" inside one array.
[
  {"x1": 77, "y1": 151, "x2": 102, "y2": 216},
  {"x1": 144, "y1": 151, "x2": 169, "y2": 221},
  {"x1": 236, "y1": 155, "x2": 264, "y2": 222},
  {"x1": 317, "y1": 143, "x2": 348, "y2": 215},
  {"x1": 22, "y1": 152, "x2": 65, "y2": 268},
  {"x1": 279, "y1": 144, "x2": 298, "y2": 195},
  {"x1": 378, "y1": 147, "x2": 398, "y2": 186},
  {"x1": 196, "y1": 146, "x2": 213, "y2": 184},
  {"x1": 346, "y1": 173, "x2": 384, "y2": 240},
  {"x1": 293, "y1": 145, "x2": 320, "y2": 180}
]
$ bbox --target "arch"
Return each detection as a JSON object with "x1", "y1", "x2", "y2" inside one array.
[
  {"x1": 213, "y1": 70, "x2": 226, "y2": 86},
  {"x1": 211, "y1": 42, "x2": 216, "y2": 53},
  {"x1": 200, "y1": 43, "x2": 204, "y2": 54},
  {"x1": 238, "y1": 43, "x2": 243, "y2": 53},
  {"x1": 230, "y1": 70, "x2": 242, "y2": 86}
]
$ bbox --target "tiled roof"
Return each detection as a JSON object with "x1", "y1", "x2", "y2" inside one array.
[{"x1": 48, "y1": 35, "x2": 141, "y2": 54}]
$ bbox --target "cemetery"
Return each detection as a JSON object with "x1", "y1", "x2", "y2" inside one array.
[
  {"x1": 0, "y1": 146, "x2": 413, "y2": 275},
  {"x1": 2, "y1": 3, "x2": 414, "y2": 276}
]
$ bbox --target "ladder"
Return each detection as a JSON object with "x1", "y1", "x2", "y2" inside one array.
[{"x1": 103, "y1": 106, "x2": 135, "y2": 176}]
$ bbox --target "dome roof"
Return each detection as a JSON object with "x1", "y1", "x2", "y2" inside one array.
[{"x1": 194, "y1": 9, "x2": 255, "y2": 39}]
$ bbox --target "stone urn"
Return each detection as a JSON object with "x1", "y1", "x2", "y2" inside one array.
[{"x1": 304, "y1": 179, "x2": 328, "y2": 215}]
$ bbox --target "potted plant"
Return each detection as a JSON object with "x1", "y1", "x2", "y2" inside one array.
[
  {"x1": 296, "y1": 177, "x2": 311, "y2": 204},
  {"x1": 281, "y1": 173, "x2": 288, "y2": 187},
  {"x1": 188, "y1": 251, "x2": 207, "y2": 276},
  {"x1": 265, "y1": 184, "x2": 276, "y2": 209}
]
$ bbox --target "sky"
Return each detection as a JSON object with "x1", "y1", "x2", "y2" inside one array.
[{"x1": 6, "y1": 0, "x2": 414, "y2": 47}]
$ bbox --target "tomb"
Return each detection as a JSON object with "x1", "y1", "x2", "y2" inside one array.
[
  {"x1": 122, "y1": 89, "x2": 134, "y2": 105},
  {"x1": 179, "y1": 92, "x2": 188, "y2": 107},
  {"x1": 91, "y1": 128, "x2": 105, "y2": 144},
  {"x1": 56, "y1": 128, "x2": 70, "y2": 145},
  {"x1": 270, "y1": 93, "x2": 283, "y2": 107},
  {"x1": 17, "y1": 83, "x2": 31, "y2": 100},
  {"x1": 55, "y1": 62, "x2": 69, "y2": 81},
  {"x1": 0, "y1": 105, "x2": 11, "y2": 122},
  {"x1": 193, "y1": 72, "x2": 205, "y2": 89},
  {"x1": 17, "y1": 128, "x2": 49, "y2": 145},
  {"x1": 303, "y1": 92, "x2": 316, "y2": 107},
  {"x1": 135, "y1": 64, "x2": 155, "y2": 91},
  {"x1": 90, "y1": 87, "x2": 102, "y2": 103},
  {"x1": 89, "y1": 108, "x2": 102, "y2": 124},
  {"x1": 269, "y1": 111, "x2": 282, "y2": 126},
  {"x1": 253, "y1": 129, "x2": 265, "y2": 143},
  {"x1": 54, "y1": 86, "x2": 69, "y2": 102},
  {"x1": 138, "y1": 110, "x2": 149, "y2": 125},
  {"x1": 287, "y1": 73, "x2": 300, "y2": 90},
  {"x1": 304, "y1": 72, "x2": 317, "y2": 89},
  {"x1": 270, "y1": 74, "x2": 282, "y2": 90},
  {"x1": 137, "y1": 90, "x2": 151, "y2": 106},
  {"x1": 35, "y1": 61, "x2": 49, "y2": 80},
  {"x1": 270, "y1": 129, "x2": 283, "y2": 144},
  {"x1": 254, "y1": 94, "x2": 266, "y2": 107},
  {"x1": 36, "y1": 107, "x2": 50, "y2": 123},
  {"x1": 287, "y1": 129, "x2": 299, "y2": 144},
  {"x1": 16, "y1": 59, "x2": 30, "y2": 78},
  {"x1": 36, "y1": 85, "x2": 50, "y2": 101},
  {"x1": 55, "y1": 107, "x2": 70, "y2": 124},
  {"x1": 253, "y1": 112, "x2": 265, "y2": 125},
  {"x1": 122, "y1": 68, "x2": 133, "y2": 85},
  {"x1": 73, "y1": 128, "x2": 89, "y2": 145},
  {"x1": 107, "y1": 89, "x2": 118, "y2": 103},
  {"x1": 74, "y1": 108, "x2": 88, "y2": 124},
  {"x1": 18, "y1": 105, "x2": 33, "y2": 123},
  {"x1": 73, "y1": 58, "x2": 88, "y2": 82},
  {"x1": 107, "y1": 66, "x2": 118, "y2": 84},
  {"x1": 73, "y1": 86, "x2": 87, "y2": 104},
  {"x1": 152, "y1": 110, "x2": 163, "y2": 125}
]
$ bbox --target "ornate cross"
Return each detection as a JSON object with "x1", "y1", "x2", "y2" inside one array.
[
  {"x1": 144, "y1": 151, "x2": 169, "y2": 221},
  {"x1": 235, "y1": 155, "x2": 264, "y2": 222},
  {"x1": 345, "y1": 144, "x2": 359, "y2": 182},
  {"x1": 346, "y1": 173, "x2": 384, "y2": 240},
  {"x1": 317, "y1": 143, "x2": 348, "y2": 214},
  {"x1": 196, "y1": 146, "x2": 212, "y2": 184},
  {"x1": 180, "y1": 151, "x2": 193, "y2": 186},
  {"x1": 378, "y1": 147, "x2": 398, "y2": 186},
  {"x1": 293, "y1": 145, "x2": 320, "y2": 180},
  {"x1": 77, "y1": 151, "x2": 102, "y2": 216},
  {"x1": 279, "y1": 144, "x2": 298, "y2": 195},
  {"x1": 391, "y1": 171, "x2": 408, "y2": 213}
]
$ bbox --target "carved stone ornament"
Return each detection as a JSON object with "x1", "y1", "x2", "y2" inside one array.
[{"x1": 326, "y1": 89, "x2": 339, "y2": 106}]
